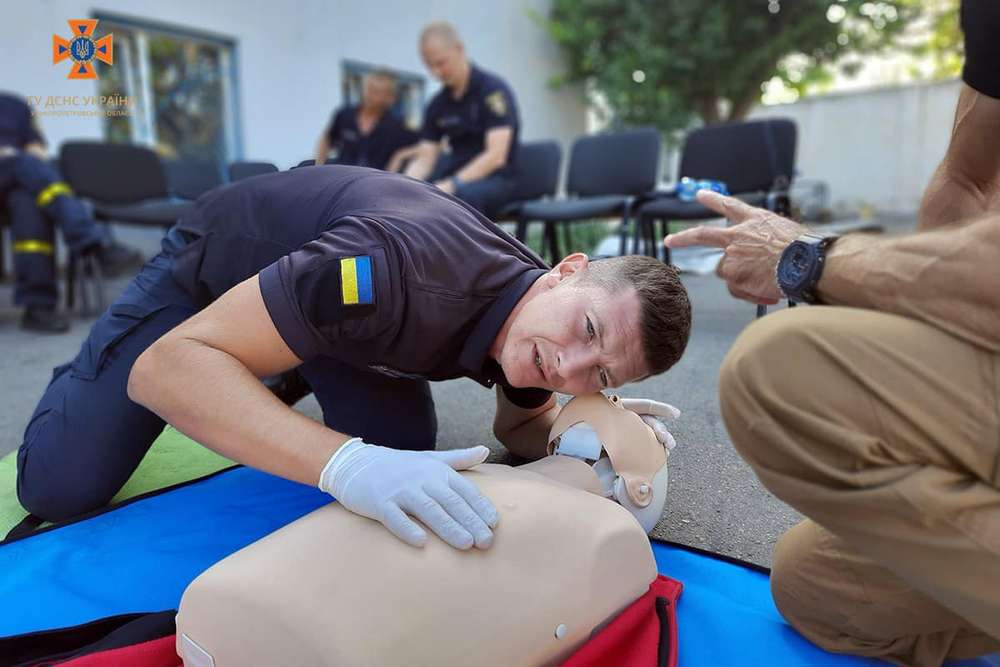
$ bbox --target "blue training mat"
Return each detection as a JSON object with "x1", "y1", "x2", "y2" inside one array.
[{"x1": 0, "y1": 467, "x2": 996, "y2": 667}]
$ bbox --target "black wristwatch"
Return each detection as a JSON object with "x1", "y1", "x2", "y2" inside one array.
[{"x1": 776, "y1": 233, "x2": 839, "y2": 304}]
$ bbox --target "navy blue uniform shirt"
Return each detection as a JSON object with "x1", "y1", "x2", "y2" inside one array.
[
  {"x1": 172, "y1": 165, "x2": 551, "y2": 408},
  {"x1": 420, "y1": 65, "x2": 520, "y2": 177},
  {"x1": 0, "y1": 94, "x2": 45, "y2": 150},
  {"x1": 326, "y1": 106, "x2": 417, "y2": 170}
]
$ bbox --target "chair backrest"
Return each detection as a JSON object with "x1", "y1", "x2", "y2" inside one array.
[
  {"x1": 60, "y1": 141, "x2": 169, "y2": 204},
  {"x1": 291, "y1": 158, "x2": 338, "y2": 170},
  {"x1": 165, "y1": 158, "x2": 223, "y2": 201},
  {"x1": 679, "y1": 118, "x2": 797, "y2": 194},
  {"x1": 566, "y1": 128, "x2": 661, "y2": 198},
  {"x1": 508, "y1": 141, "x2": 562, "y2": 203},
  {"x1": 229, "y1": 161, "x2": 278, "y2": 182}
]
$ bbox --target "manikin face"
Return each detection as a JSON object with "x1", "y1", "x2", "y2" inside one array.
[
  {"x1": 496, "y1": 254, "x2": 648, "y2": 396},
  {"x1": 362, "y1": 75, "x2": 397, "y2": 114},
  {"x1": 420, "y1": 37, "x2": 467, "y2": 89}
]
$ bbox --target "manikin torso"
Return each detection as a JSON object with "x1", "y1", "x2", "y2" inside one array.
[{"x1": 175, "y1": 456, "x2": 657, "y2": 667}]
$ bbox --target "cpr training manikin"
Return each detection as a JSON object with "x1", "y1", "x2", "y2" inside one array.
[{"x1": 175, "y1": 393, "x2": 674, "y2": 666}]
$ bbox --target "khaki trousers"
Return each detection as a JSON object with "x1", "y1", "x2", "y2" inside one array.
[{"x1": 719, "y1": 306, "x2": 1000, "y2": 667}]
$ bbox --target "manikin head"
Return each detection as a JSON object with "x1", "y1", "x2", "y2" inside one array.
[
  {"x1": 360, "y1": 70, "x2": 398, "y2": 115},
  {"x1": 547, "y1": 392, "x2": 672, "y2": 533},
  {"x1": 492, "y1": 254, "x2": 692, "y2": 395},
  {"x1": 419, "y1": 21, "x2": 470, "y2": 90}
]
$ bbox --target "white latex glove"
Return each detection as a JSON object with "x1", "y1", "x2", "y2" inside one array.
[
  {"x1": 618, "y1": 398, "x2": 680, "y2": 451},
  {"x1": 319, "y1": 439, "x2": 498, "y2": 550}
]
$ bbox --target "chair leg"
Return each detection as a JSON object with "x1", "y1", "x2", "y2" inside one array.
[
  {"x1": 544, "y1": 222, "x2": 560, "y2": 264},
  {"x1": 646, "y1": 219, "x2": 658, "y2": 259},
  {"x1": 561, "y1": 224, "x2": 573, "y2": 259},
  {"x1": 79, "y1": 253, "x2": 106, "y2": 317},
  {"x1": 0, "y1": 226, "x2": 7, "y2": 280},
  {"x1": 88, "y1": 253, "x2": 106, "y2": 315},
  {"x1": 515, "y1": 218, "x2": 528, "y2": 242},
  {"x1": 79, "y1": 259, "x2": 90, "y2": 316},
  {"x1": 631, "y1": 218, "x2": 643, "y2": 255},
  {"x1": 617, "y1": 220, "x2": 628, "y2": 257},
  {"x1": 66, "y1": 252, "x2": 77, "y2": 312}
]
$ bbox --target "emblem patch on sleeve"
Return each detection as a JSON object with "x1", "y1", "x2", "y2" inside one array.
[
  {"x1": 485, "y1": 91, "x2": 508, "y2": 117},
  {"x1": 340, "y1": 255, "x2": 374, "y2": 306}
]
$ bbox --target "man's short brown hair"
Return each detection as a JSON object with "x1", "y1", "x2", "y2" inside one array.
[{"x1": 579, "y1": 255, "x2": 691, "y2": 377}]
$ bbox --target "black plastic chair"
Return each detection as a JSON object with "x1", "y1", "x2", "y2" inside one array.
[
  {"x1": 165, "y1": 158, "x2": 223, "y2": 201},
  {"x1": 229, "y1": 161, "x2": 278, "y2": 182},
  {"x1": 493, "y1": 141, "x2": 562, "y2": 234},
  {"x1": 637, "y1": 119, "x2": 797, "y2": 262},
  {"x1": 291, "y1": 158, "x2": 337, "y2": 169},
  {"x1": 518, "y1": 128, "x2": 661, "y2": 263},
  {"x1": 59, "y1": 142, "x2": 194, "y2": 230}
]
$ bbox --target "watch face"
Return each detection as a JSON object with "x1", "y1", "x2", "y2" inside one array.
[{"x1": 778, "y1": 241, "x2": 811, "y2": 291}]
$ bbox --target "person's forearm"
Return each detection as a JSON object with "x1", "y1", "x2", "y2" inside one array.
[
  {"x1": 314, "y1": 137, "x2": 331, "y2": 167},
  {"x1": 454, "y1": 150, "x2": 504, "y2": 184},
  {"x1": 918, "y1": 163, "x2": 1000, "y2": 231},
  {"x1": 404, "y1": 149, "x2": 436, "y2": 181},
  {"x1": 386, "y1": 145, "x2": 417, "y2": 173},
  {"x1": 129, "y1": 338, "x2": 348, "y2": 486},
  {"x1": 819, "y1": 215, "x2": 1000, "y2": 351},
  {"x1": 918, "y1": 85, "x2": 1000, "y2": 231},
  {"x1": 493, "y1": 393, "x2": 559, "y2": 460}
]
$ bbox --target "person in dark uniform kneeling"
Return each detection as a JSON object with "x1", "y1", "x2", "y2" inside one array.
[
  {"x1": 313, "y1": 70, "x2": 418, "y2": 171},
  {"x1": 0, "y1": 93, "x2": 142, "y2": 332},
  {"x1": 405, "y1": 22, "x2": 520, "y2": 219},
  {"x1": 17, "y1": 166, "x2": 691, "y2": 552}
]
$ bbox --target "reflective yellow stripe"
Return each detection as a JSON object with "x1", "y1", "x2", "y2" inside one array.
[
  {"x1": 340, "y1": 257, "x2": 359, "y2": 305},
  {"x1": 36, "y1": 182, "x2": 73, "y2": 208},
  {"x1": 13, "y1": 239, "x2": 55, "y2": 255}
]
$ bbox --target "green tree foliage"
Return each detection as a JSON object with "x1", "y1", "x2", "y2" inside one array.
[
  {"x1": 542, "y1": 0, "x2": 926, "y2": 136},
  {"x1": 905, "y1": 0, "x2": 962, "y2": 79}
]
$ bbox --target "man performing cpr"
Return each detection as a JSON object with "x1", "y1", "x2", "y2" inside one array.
[{"x1": 16, "y1": 165, "x2": 691, "y2": 551}]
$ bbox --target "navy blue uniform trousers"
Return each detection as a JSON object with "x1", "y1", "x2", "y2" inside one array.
[
  {"x1": 429, "y1": 153, "x2": 515, "y2": 219},
  {"x1": 1, "y1": 153, "x2": 104, "y2": 306},
  {"x1": 16, "y1": 227, "x2": 437, "y2": 521}
]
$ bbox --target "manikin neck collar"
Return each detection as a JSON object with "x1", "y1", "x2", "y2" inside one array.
[{"x1": 547, "y1": 393, "x2": 666, "y2": 508}]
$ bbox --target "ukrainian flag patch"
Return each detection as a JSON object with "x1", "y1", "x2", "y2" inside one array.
[{"x1": 340, "y1": 255, "x2": 374, "y2": 306}]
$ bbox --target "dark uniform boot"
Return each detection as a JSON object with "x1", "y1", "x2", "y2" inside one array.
[{"x1": 21, "y1": 305, "x2": 70, "y2": 333}]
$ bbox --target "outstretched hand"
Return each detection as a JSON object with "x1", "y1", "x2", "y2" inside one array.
[{"x1": 664, "y1": 190, "x2": 809, "y2": 305}]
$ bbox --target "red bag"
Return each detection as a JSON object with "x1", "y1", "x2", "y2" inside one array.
[
  {"x1": 562, "y1": 575, "x2": 683, "y2": 667},
  {"x1": 54, "y1": 635, "x2": 180, "y2": 667},
  {"x1": 5, "y1": 577, "x2": 683, "y2": 667}
]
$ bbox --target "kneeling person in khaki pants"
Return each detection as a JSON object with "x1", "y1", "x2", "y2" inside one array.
[{"x1": 663, "y1": 4, "x2": 1000, "y2": 661}]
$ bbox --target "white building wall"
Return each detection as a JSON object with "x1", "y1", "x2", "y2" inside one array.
[
  {"x1": 5, "y1": 0, "x2": 587, "y2": 169},
  {"x1": 749, "y1": 79, "x2": 962, "y2": 214}
]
